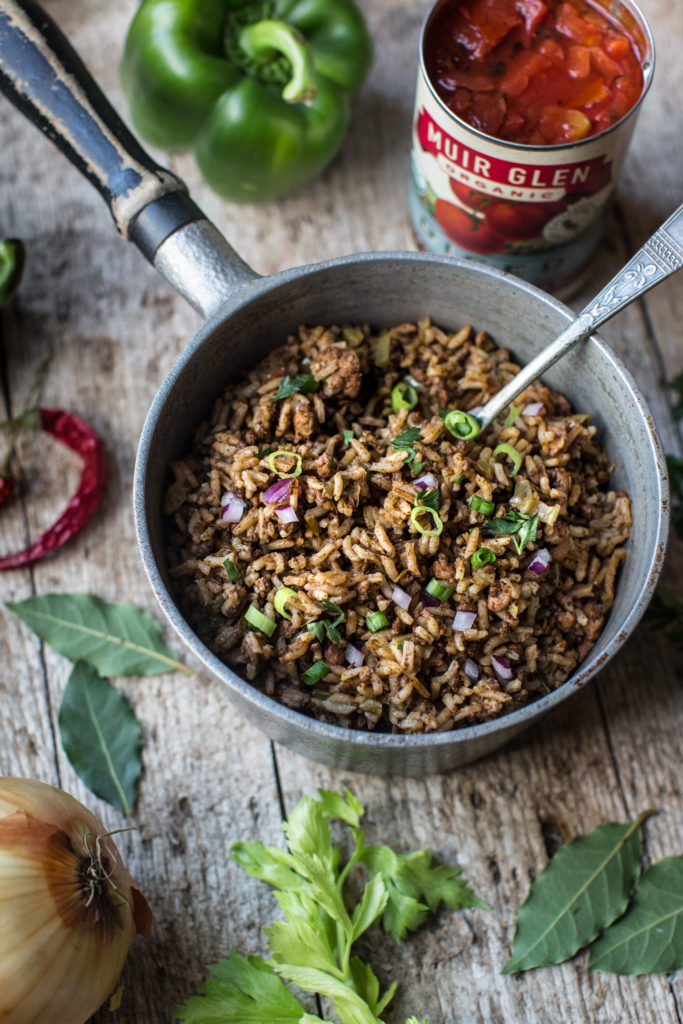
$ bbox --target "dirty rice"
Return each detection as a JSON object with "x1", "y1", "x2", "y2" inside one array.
[{"x1": 166, "y1": 320, "x2": 631, "y2": 734}]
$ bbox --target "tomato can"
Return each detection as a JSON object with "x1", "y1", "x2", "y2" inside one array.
[{"x1": 409, "y1": 0, "x2": 655, "y2": 295}]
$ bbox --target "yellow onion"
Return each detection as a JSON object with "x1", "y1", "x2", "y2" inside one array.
[{"x1": 0, "y1": 777, "x2": 152, "y2": 1024}]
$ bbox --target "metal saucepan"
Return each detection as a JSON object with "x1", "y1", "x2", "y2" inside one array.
[{"x1": 0, "y1": 0, "x2": 670, "y2": 774}]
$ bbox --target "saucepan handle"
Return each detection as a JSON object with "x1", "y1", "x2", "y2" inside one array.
[{"x1": 0, "y1": 0, "x2": 258, "y2": 316}]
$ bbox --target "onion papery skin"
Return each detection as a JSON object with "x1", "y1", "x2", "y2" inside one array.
[{"x1": 0, "y1": 778, "x2": 152, "y2": 1024}]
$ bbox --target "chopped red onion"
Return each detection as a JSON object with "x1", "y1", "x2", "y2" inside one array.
[
  {"x1": 345, "y1": 642, "x2": 364, "y2": 667},
  {"x1": 392, "y1": 585, "x2": 412, "y2": 610},
  {"x1": 522, "y1": 402, "x2": 545, "y2": 416},
  {"x1": 421, "y1": 590, "x2": 440, "y2": 608},
  {"x1": 220, "y1": 494, "x2": 246, "y2": 523},
  {"x1": 263, "y1": 477, "x2": 294, "y2": 505},
  {"x1": 413, "y1": 472, "x2": 439, "y2": 491},
  {"x1": 276, "y1": 505, "x2": 299, "y2": 524},
  {"x1": 452, "y1": 609, "x2": 476, "y2": 631},
  {"x1": 464, "y1": 658, "x2": 480, "y2": 681},
  {"x1": 528, "y1": 548, "x2": 551, "y2": 575},
  {"x1": 491, "y1": 654, "x2": 513, "y2": 683}
]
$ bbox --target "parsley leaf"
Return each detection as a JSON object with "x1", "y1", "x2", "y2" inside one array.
[
  {"x1": 223, "y1": 558, "x2": 241, "y2": 583},
  {"x1": 173, "y1": 951, "x2": 311, "y2": 1022},
  {"x1": 307, "y1": 620, "x2": 326, "y2": 643},
  {"x1": 391, "y1": 426, "x2": 425, "y2": 475},
  {"x1": 360, "y1": 845, "x2": 487, "y2": 943},
  {"x1": 274, "y1": 374, "x2": 319, "y2": 401},
  {"x1": 415, "y1": 488, "x2": 439, "y2": 512},
  {"x1": 483, "y1": 509, "x2": 539, "y2": 554},
  {"x1": 392, "y1": 426, "x2": 422, "y2": 448},
  {"x1": 176, "y1": 788, "x2": 477, "y2": 1024},
  {"x1": 308, "y1": 601, "x2": 345, "y2": 647}
]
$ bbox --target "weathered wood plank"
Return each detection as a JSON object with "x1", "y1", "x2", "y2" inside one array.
[{"x1": 1, "y1": 0, "x2": 682, "y2": 1021}]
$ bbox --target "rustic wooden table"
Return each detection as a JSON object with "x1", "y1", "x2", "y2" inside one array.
[{"x1": 1, "y1": 0, "x2": 682, "y2": 1020}]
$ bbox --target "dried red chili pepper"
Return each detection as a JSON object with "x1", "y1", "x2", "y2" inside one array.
[
  {"x1": 0, "y1": 407, "x2": 107, "y2": 570},
  {"x1": 0, "y1": 475, "x2": 14, "y2": 507}
]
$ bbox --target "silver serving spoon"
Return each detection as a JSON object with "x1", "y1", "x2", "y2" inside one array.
[{"x1": 458, "y1": 204, "x2": 683, "y2": 438}]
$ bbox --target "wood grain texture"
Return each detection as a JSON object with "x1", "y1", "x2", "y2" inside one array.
[{"x1": 0, "y1": 0, "x2": 682, "y2": 1022}]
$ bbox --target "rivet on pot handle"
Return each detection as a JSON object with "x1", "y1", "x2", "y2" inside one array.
[{"x1": 0, "y1": 0, "x2": 259, "y2": 317}]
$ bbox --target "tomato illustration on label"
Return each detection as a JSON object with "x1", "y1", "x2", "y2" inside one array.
[
  {"x1": 434, "y1": 199, "x2": 505, "y2": 254},
  {"x1": 484, "y1": 198, "x2": 568, "y2": 241}
]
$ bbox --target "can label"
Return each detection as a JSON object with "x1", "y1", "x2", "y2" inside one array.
[{"x1": 410, "y1": 69, "x2": 640, "y2": 292}]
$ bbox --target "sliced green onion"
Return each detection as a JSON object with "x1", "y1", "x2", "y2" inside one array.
[
  {"x1": 454, "y1": 473, "x2": 465, "y2": 486},
  {"x1": 342, "y1": 429, "x2": 354, "y2": 444},
  {"x1": 492, "y1": 443, "x2": 523, "y2": 476},
  {"x1": 444, "y1": 409, "x2": 481, "y2": 440},
  {"x1": 268, "y1": 450, "x2": 302, "y2": 478},
  {"x1": 425, "y1": 577, "x2": 453, "y2": 602},
  {"x1": 301, "y1": 661, "x2": 329, "y2": 686},
  {"x1": 244, "y1": 604, "x2": 277, "y2": 636},
  {"x1": 391, "y1": 381, "x2": 419, "y2": 414},
  {"x1": 374, "y1": 333, "x2": 391, "y2": 366},
  {"x1": 504, "y1": 403, "x2": 519, "y2": 428},
  {"x1": 471, "y1": 548, "x2": 496, "y2": 568},
  {"x1": 409, "y1": 505, "x2": 443, "y2": 536},
  {"x1": 274, "y1": 586, "x2": 297, "y2": 620},
  {"x1": 470, "y1": 495, "x2": 495, "y2": 515},
  {"x1": 366, "y1": 611, "x2": 390, "y2": 633}
]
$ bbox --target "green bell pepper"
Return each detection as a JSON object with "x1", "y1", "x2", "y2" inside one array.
[
  {"x1": 120, "y1": 0, "x2": 372, "y2": 203},
  {"x1": 0, "y1": 239, "x2": 25, "y2": 309}
]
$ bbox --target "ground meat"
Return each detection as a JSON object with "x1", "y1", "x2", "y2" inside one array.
[
  {"x1": 324, "y1": 642, "x2": 345, "y2": 666},
  {"x1": 488, "y1": 579, "x2": 515, "y2": 612},
  {"x1": 319, "y1": 348, "x2": 362, "y2": 399},
  {"x1": 292, "y1": 397, "x2": 316, "y2": 441},
  {"x1": 315, "y1": 451, "x2": 337, "y2": 478},
  {"x1": 550, "y1": 535, "x2": 573, "y2": 562},
  {"x1": 279, "y1": 686, "x2": 311, "y2": 710},
  {"x1": 577, "y1": 602, "x2": 605, "y2": 661}
]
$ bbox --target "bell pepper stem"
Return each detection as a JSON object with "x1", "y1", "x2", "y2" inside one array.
[{"x1": 238, "y1": 20, "x2": 317, "y2": 105}]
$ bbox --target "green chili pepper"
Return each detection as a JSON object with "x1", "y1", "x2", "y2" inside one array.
[
  {"x1": 471, "y1": 548, "x2": 496, "y2": 568},
  {"x1": 274, "y1": 586, "x2": 297, "y2": 620},
  {"x1": 268, "y1": 450, "x2": 302, "y2": 477},
  {"x1": 391, "y1": 381, "x2": 418, "y2": 413},
  {"x1": 0, "y1": 239, "x2": 25, "y2": 309},
  {"x1": 120, "y1": 0, "x2": 372, "y2": 203},
  {"x1": 409, "y1": 505, "x2": 443, "y2": 536},
  {"x1": 493, "y1": 443, "x2": 523, "y2": 476},
  {"x1": 444, "y1": 409, "x2": 481, "y2": 440}
]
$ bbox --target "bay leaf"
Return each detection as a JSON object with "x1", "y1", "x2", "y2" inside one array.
[
  {"x1": 58, "y1": 661, "x2": 142, "y2": 814},
  {"x1": 502, "y1": 811, "x2": 652, "y2": 973},
  {"x1": 7, "y1": 592, "x2": 191, "y2": 676},
  {"x1": 588, "y1": 857, "x2": 683, "y2": 974}
]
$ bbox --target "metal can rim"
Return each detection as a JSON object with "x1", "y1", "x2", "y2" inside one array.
[{"x1": 417, "y1": 0, "x2": 656, "y2": 154}]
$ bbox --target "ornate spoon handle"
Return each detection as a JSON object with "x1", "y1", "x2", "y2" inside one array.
[{"x1": 476, "y1": 203, "x2": 683, "y2": 432}]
